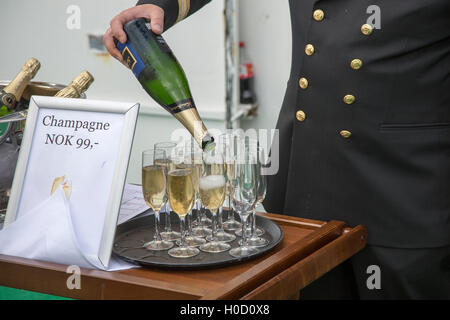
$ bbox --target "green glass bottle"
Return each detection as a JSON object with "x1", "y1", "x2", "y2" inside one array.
[{"x1": 117, "y1": 18, "x2": 215, "y2": 151}]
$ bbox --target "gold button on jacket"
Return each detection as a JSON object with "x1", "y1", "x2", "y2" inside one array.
[
  {"x1": 361, "y1": 23, "x2": 373, "y2": 35},
  {"x1": 296, "y1": 110, "x2": 306, "y2": 122},
  {"x1": 343, "y1": 94, "x2": 356, "y2": 104},
  {"x1": 340, "y1": 130, "x2": 352, "y2": 138},
  {"x1": 350, "y1": 59, "x2": 363, "y2": 70},
  {"x1": 299, "y1": 77, "x2": 308, "y2": 89},
  {"x1": 313, "y1": 9, "x2": 324, "y2": 21},
  {"x1": 305, "y1": 44, "x2": 315, "y2": 56}
]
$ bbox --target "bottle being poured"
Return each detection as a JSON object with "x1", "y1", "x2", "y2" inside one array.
[{"x1": 116, "y1": 18, "x2": 215, "y2": 151}]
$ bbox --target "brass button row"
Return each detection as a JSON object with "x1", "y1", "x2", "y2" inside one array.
[{"x1": 297, "y1": 8, "x2": 356, "y2": 138}]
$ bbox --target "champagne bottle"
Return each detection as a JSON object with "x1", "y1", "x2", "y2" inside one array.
[
  {"x1": 55, "y1": 70, "x2": 94, "y2": 98},
  {"x1": 116, "y1": 18, "x2": 215, "y2": 151},
  {"x1": 0, "y1": 57, "x2": 40, "y2": 111}
]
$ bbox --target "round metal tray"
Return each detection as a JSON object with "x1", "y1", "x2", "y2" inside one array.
[{"x1": 113, "y1": 211, "x2": 283, "y2": 270}]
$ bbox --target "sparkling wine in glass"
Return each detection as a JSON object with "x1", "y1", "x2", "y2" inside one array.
[
  {"x1": 142, "y1": 149, "x2": 174, "y2": 251},
  {"x1": 199, "y1": 149, "x2": 230, "y2": 253},
  {"x1": 167, "y1": 167, "x2": 199, "y2": 258},
  {"x1": 154, "y1": 141, "x2": 181, "y2": 241}
]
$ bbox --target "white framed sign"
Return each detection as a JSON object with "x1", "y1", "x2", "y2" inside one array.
[{"x1": 4, "y1": 96, "x2": 139, "y2": 268}]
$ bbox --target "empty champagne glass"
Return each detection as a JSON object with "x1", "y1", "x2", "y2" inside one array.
[
  {"x1": 167, "y1": 164, "x2": 199, "y2": 258},
  {"x1": 235, "y1": 139, "x2": 265, "y2": 238},
  {"x1": 154, "y1": 141, "x2": 181, "y2": 241},
  {"x1": 142, "y1": 149, "x2": 174, "y2": 251},
  {"x1": 199, "y1": 148, "x2": 230, "y2": 253},
  {"x1": 229, "y1": 137, "x2": 259, "y2": 258},
  {"x1": 246, "y1": 145, "x2": 269, "y2": 247},
  {"x1": 220, "y1": 133, "x2": 242, "y2": 232}
]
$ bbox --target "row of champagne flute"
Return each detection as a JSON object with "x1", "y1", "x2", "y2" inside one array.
[{"x1": 141, "y1": 134, "x2": 269, "y2": 258}]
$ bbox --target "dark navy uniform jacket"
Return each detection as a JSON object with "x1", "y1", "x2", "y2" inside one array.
[{"x1": 138, "y1": 0, "x2": 450, "y2": 249}]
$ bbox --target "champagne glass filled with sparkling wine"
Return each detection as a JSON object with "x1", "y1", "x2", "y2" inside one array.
[
  {"x1": 167, "y1": 163, "x2": 199, "y2": 258},
  {"x1": 199, "y1": 149, "x2": 230, "y2": 253},
  {"x1": 154, "y1": 141, "x2": 181, "y2": 241},
  {"x1": 141, "y1": 149, "x2": 173, "y2": 251},
  {"x1": 177, "y1": 145, "x2": 207, "y2": 247}
]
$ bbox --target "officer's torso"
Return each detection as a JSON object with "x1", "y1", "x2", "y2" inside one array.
[{"x1": 264, "y1": 0, "x2": 450, "y2": 248}]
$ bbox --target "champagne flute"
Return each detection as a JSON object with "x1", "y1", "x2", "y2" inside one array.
[
  {"x1": 204, "y1": 134, "x2": 236, "y2": 242},
  {"x1": 234, "y1": 139, "x2": 265, "y2": 238},
  {"x1": 154, "y1": 141, "x2": 181, "y2": 241},
  {"x1": 142, "y1": 149, "x2": 174, "y2": 251},
  {"x1": 189, "y1": 141, "x2": 213, "y2": 237},
  {"x1": 167, "y1": 166, "x2": 199, "y2": 258},
  {"x1": 230, "y1": 137, "x2": 259, "y2": 258},
  {"x1": 245, "y1": 145, "x2": 269, "y2": 247},
  {"x1": 172, "y1": 148, "x2": 206, "y2": 248},
  {"x1": 199, "y1": 148, "x2": 230, "y2": 253},
  {"x1": 220, "y1": 133, "x2": 242, "y2": 231}
]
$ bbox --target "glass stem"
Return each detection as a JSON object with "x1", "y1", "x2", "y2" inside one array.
[
  {"x1": 228, "y1": 195, "x2": 235, "y2": 222},
  {"x1": 218, "y1": 207, "x2": 224, "y2": 231},
  {"x1": 165, "y1": 203, "x2": 171, "y2": 232},
  {"x1": 197, "y1": 200, "x2": 204, "y2": 228},
  {"x1": 154, "y1": 210, "x2": 162, "y2": 241},
  {"x1": 180, "y1": 216, "x2": 186, "y2": 248},
  {"x1": 251, "y1": 208, "x2": 256, "y2": 238},
  {"x1": 187, "y1": 210, "x2": 193, "y2": 236},
  {"x1": 211, "y1": 209, "x2": 218, "y2": 241},
  {"x1": 240, "y1": 213, "x2": 249, "y2": 247}
]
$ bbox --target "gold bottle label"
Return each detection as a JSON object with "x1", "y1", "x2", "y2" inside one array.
[{"x1": 166, "y1": 98, "x2": 196, "y2": 114}]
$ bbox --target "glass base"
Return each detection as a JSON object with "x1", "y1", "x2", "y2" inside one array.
[
  {"x1": 192, "y1": 217, "x2": 212, "y2": 228},
  {"x1": 241, "y1": 237, "x2": 269, "y2": 248},
  {"x1": 168, "y1": 246, "x2": 200, "y2": 258},
  {"x1": 161, "y1": 230, "x2": 181, "y2": 241},
  {"x1": 176, "y1": 236, "x2": 206, "y2": 247},
  {"x1": 192, "y1": 226, "x2": 212, "y2": 237},
  {"x1": 223, "y1": 219, "x2": 242, "y2": 231},
  {"x1": 144, "y1": 239, "x2": 174, "y2": 251},
  {"x1": 229, "y1": 245, "x2": 258, "y2": 258},
  {"x1": 207, "y1": 231, "x2": 236, "y2": 243},
  {"x1": 200, "y1": 240, "x2": 230, "y2": 253},
  {"x1": 235, "y1": 227, "x2": 264, "y2": 237}
]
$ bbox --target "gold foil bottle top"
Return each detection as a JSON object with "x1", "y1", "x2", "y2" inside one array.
[
  {"x1": 55, "y1": 86, "x2": 80, "y2": 98},
  {"x1": 55, "y1": 71, "x2": 94, "y2": 98},
  {"x1": 70, "y1": 70, "x2": 94, "y2": 93},
  {"x1": 22, "y1": 57, "x2": 41, "y2": 77},
  {"x1": 2, "y1": 57, "x2": 41, "y2": 109}
]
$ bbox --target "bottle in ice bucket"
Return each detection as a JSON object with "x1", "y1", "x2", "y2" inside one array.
[
  {"x1": 55, "y1": 70, "x2": 94, "y2": 98},
  {"x1": 116, "y1": 18, "x2": 215, "y2": 151}
]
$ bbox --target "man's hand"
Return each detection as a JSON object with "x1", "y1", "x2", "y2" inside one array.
[{"x1": 103, "y1": 4, "x2": 165, "y2": 64}]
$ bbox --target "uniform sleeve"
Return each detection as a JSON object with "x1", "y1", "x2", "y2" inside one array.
[{"x1": 136, "y1": 0, "x2": 212, "y2": 31}]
